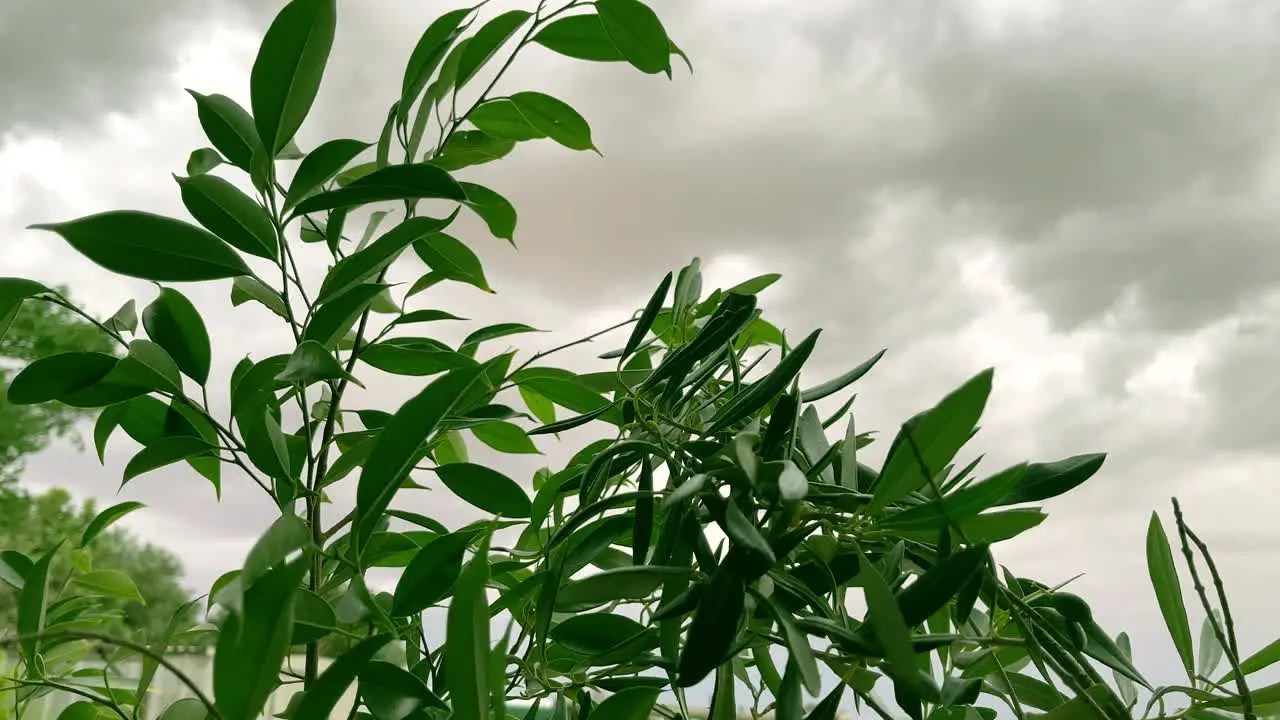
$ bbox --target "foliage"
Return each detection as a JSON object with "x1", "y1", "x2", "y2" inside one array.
[{"x1": 0, "y1": 1, "x2": 1275, "y2": 720}]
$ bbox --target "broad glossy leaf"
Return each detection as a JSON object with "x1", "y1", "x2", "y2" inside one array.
[
  {"x1": 291, "y1": 163, "x2": 466, "y2": 217},
  {"x1": 143, "y1": 287, "x2": 212, "y2": 385},
  {"x1": 187, "y1": 147, "x2": 224, "y2": 176},
  {"x1": 304, "y1": 282, "x2": 389, "y2": 348},
  {"x1": 73, "y1": 569, "x2": 145, "y2": 603},
  {"x1": 446, "y1": 531, "x2": 492, "y2": 720},
  {"x1": 316, "y1": 213, "x2": 458, "y2": 304},
  {"x1": 391, "y1": 531, "x2": 471, "y2": 616},
  {"x1": 188, "y1": 91, "x2": 261, "y2": 171},
  {"x1": 998, "y1": 454, "x2": 1107, "y2": 506},
  {"x1": 292, "y1": 588, "x2": 336, "y2": 644},
  {"x1": 7, "y1": 351, "x2": 117, "y2": 405},
  {"x1": 176, "y1": 174, "x2": 277, "y2": 260},
  {"x1": 436, "y1": 462, "x2": 531, "y2": 518},
  {"x1": 18, "y1": 543, "x2": 58, "y2": 665},
  {"x1": 432, "y1": 131, "x2": 516, "y2": 171},
  {"x1": 354, "y1": 364, "x2": 487, "y2": 555},
  {"x1": 468, "y1": 98, "x2": 546, "y2": 142},
  {"x1": 278, "y1": 340, "x2": 360, "y2": 386},
  {"x1": 590, "y1": 687, "x2": 659, "y2": 720},
  {"x1": 30, "y1": 210, "x2": 251, "y2": 282},
  {"x1": 213, "y1": 558, "x2": 307, "y2": 720},
  {"x1": 509, "y1": 92, "x2": 596, "y2": 151},
  {"x1": 231, "y1": 276, "x2": 288, "y2": 319},
  {"x1": 534, "y1": 14, "x2": 624, "y2": 62},
  {"x1": 285, "y1": 138, "x2": 371, "y2": 210},
  {"x1": 80, "y1": 501, "x2": 145, "y2": 547},
  {"x1": 56, "y1": 702, "x2": 98, "y2": 720},
  {"x1": 549, "y1": 612, "x2": 646, "y2": 656},
  {"x1": 459, "y1": 181, "x2": 518, "y2": 242},
  {"x1": 104, "y1": 299, "x2": 138, "y2": 334},
  {"x1": 597, "y1": 0, "x2": 672, "y2": 74},
  {"x1": 457, "y1": 10, "x2": 532, "y2": 88},
  {"x1": 516, "y1": 374, "x2": 610, "y2": 417},
  {"x1": 870, "y1": 369, "x2": 994, "y2": 513},
  {"x1": 400, "y1": 8, "x2": 473, "y2": 124},
  {"x1": 123, "y1": 436, "x2": 216, "y2": 486},
  {"x1": 799, "y1": 348, "x2": 886, "y2": 403},
  {"x1": 360, "y1": 338, "x2": 476, "y2": 377},
  {"x1": 250, "y1": 0, "x2": 337, "y2": 153},
  {"x1": 471, "y1": 421, "x2": 539, "y2": 454},
  {"x1": 243, "y1": 514, "x2": 311, "y2": 589},
  {"x1": 292, "y1": 634, "x2": 392, "y2": 718},
  {"x1": 1147, "y1": 513, "x2": 1194, "y2": 682},
  {"x1": 412, "y1": 233, "x2": 492, "y2": 292}
]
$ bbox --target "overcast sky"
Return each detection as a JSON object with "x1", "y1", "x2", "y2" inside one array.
[{"x1": 4, "y1": 0, "x2": 1280, "y2": 694}]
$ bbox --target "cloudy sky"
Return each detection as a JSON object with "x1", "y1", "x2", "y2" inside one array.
[{"x1": 4, "y1": 0, "x2": 1280, "y2": 693}]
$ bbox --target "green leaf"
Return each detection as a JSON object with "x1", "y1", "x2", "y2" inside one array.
[
  {"x1": 354, "y1": 365, "x2": 488, "y2": 555},
  {"x1": 18, "y1": 543, "x2": 59, "y2": 665},
  {"x1": 1147, "y1": 512, "x2": 1195, "y2": 683},
  {"x1": 360, "y1": 338, "x2": 476, "y2": 377},
  {"x1": 596, "y1": 0, "x2": 672, "y2": 75},
  {"x1": 896, "y1": 546, "x2": 987, "y2": 627},
  {"x1": 520, "y1": 385, "x2": 556, "y2": 425},
  {"x1": 468, "y1": 99, "x2": 546, "y2": 142},
  {"x1": 6, "y1": 352, "x2": 115, "y2": 405},
  {"x1": 856, "y1": 544, "x2": 918, "y2": 691},
  {"x1": 0, "y1": 550, "x2": 30, "y2": 591},
  {"x1": 549, "y1": 612, "x2": 646, "y2": 656},
  {"x1": 799, "y1": 348, "x2": 886, "y2": 403},
  {"x1": 56, "y1": 702, "x2": 99, "y2": 720},
  {"x1": 509, "y1": 92, "x2": 596, "y2": 152},
  {"x1": 278, "y1": 340, "x2": 361, "y2": 387},
  {"x1": 870, "y1": 369, "x2": 994, "y2": 513},
  {"x1": 900, "y1": 509, "x2": 1046, "y2": 545},
  {"x1": 624, "y1": 271, "x2": 672, "y2": 359},
  {"x1": 104, "y1": 299, "x2": 138, "y2": 334},
  {"x1": 187, "y1": 91, "x2": 262, "y2": 171},
  {"x1": 412, "y1": 233, "x2": 493, "y2": 293},
  {"x1": 120, "y1": 339, "x2": 183, "y2": 393},
  {"x1": 708, "y1": 329, "x2": 822, "y2": 434},
  {"x1": 243, "y1": 514, "x2": 311, "y2": 590},
  {"x1": 1198, "y1": 610, "x2": 1224, "y2": 678},
  {"x1": 291, "y1": 163, "x2": 467, "y2": 217},
  {"x1": 534, "y1": 13, "x2": 624, "y2": 62},
  {"x1": 676, "y1": 557, "x2": 745, "y2": 687},
  {"x1": 123, "y1": 436, "x2": 216, "y2": 486},
  {"x1": 515, "y1": 374, "x2": 610, "y2": 416},
  {"x1": 391, "y1": 531, "x2": 471, "y2": 616},
  {"x1": 400, "y1": 8, "x2": 473, "y2": 124},
  {"x1": 446, "y1": 531, "x2": 493, "y2": 720},
  {"x1": 459, "y1": 322, "x2": 540, "y2": 356},
  {"x1": 292, "y1": 588, "x2": 336, "y2": 644},
  {"x1": 292, "y1": 634, "x2": 393, "y2": 719},
  {"x1": 590, "y1": 687, "x2": 660, "y2": 720},
  {"x1": 805, "y1": 685, "x2": 846, "y2": 720},
  {"x1": 760, "y1": 594, "x2": 821, "y2": 696},
  {"x1": 72, "y1": 569, "x2": 145, "y2": 603},
  {"x1": 432, "y1": 131, "x2": 516, "y2": 171},
  {"x1": 710, "y1": 665, "x2": 738, "y2": 720},
  {"x1": 176, "y1": 173, "x2": 277, "y2": 260},
  {"x1": 250, "y1": 0, "x2": 337, "y2": 153},
  {"x1": 143, "y1": 287, "x2": 212, "y2": 385},
  {"x1": 880, "y1": 465, "x2": 1027, "y2": 530},
  {"x1": 1040, "y1": 685, "x2": 1112, "y2": 720},
  {"x1": 80, "y1": 501, "x2": 145, "y2": 547},
  {"x1": 457, "y1": 10, "x2": 532, "y2": 89},
  {"x1": 0, "y1": 277, "x2": 52, "y2": 340},
  {"x1": 213, "y1": 558, "x2": 307, "y2": 720},
  {"x1": 436, "y1": 463, "x2": 532, "y2": 518},
  {"x1": 471, "y1": 421, "x2": 539, "y2": 455},
  {"x1": 303, "y1": 283, "x2": 389, "y2": 348},
  {"x1": 559, "y1": 566, "x2": 689, "y2": 609},
  {"x1": 361, "y1": 660, "x2": 447, "y2": 719},
  {"x1": 316, "y1": 214, "x2": 458, "y2": 304},
  {"x1": 998, "y1": 454, "x2": 1108, "y2": 506},
  {"x1": 284, "y1": 138, "x2": 371, "y2": 210},
  {"x1": 1221, "y1": 638, "x2": 1280, "y2": 685},
  {"x1": 232, "y1": 276, "x2": 289, "y2": 319},
  {"x1": 460, "y1": 182, "x2": 518, "y2": 242},
  {"x1": 29, "y1": 210, "x2": 251, "y2": 282},
  {"x1": 186, "y1": 147, "x2": 224, "y2": 176},
  {"x1": 156, "y1": 698, "x2": 210, "y2": 720}
]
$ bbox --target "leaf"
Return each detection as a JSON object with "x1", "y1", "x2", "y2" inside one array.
[
  {"x1": 590, "y1": 687, "x2": 660, "y2": 720},
  {"x1": 80, "y1": 501, "x2": 145, "y2": 547},
  {"x1": 187, "y1": 91, "x2": 262, "y2": 171},
  {"x1": 1198, "y1": 610, "x2": 1225, "y2": 678},
  {"x1": 471, "y1": 421, "x2": 539, "y2": 454},
  {"x1": 799, "y1": 348, "x2": 886, "y2": 402},
  {"x1": 998, "y1": 454, "x2": 1108, "y2": 506},
  {"x1": 896, "y1": 546, "x2": 988, "y2": 627},
  {"x1": 460, "y1": 182, "x2": 518, "y2": 242},
  {"x1": 1040, "y1": 685, "x2": 1112, "y2": 720},
  {"x1": 303, "y1": 283, "x2": 389, "y2": 348},
  {"x1": 880, "y1": 465, "x2": 1027, "y2": 530},
  {"x1": 900, "y1": 509, "x2": 1046, "y2": 545},
  {"x1": 186, "y1": 148, "x2": 224, "y2": 176},
  {"x1": 0, "y1": 277, "x2": 52, "y2": 339},
  {"x1": 708, "y1": 329, "x2": 822, "y2": 434},
  {"x1": 468, "y1": 98, "x2": 546, "y2": 142},
  {"x1": 123, "y1": 436, "x2": 216, "y2": 486},
  {"x1": 232, "y1": 276, "x2": 289, "y2": 319},
  {"x1": 760, "y1": 594, "x2": 821, "y2": 696},
  {"x1": 354, "y1": 365, "x2": 488, "y2": 555},
  {"x1": 1147, "y1": 513, "x2": 1195, "y2": 683},
  {"x1": 143, "y1": 287, "x2": 212, "y2": 385},
  {"x1": 57, "y1": 702, "x2": 99, "y2": 720},
  {"x1": 559, "y1": 566, "x2": 689, "y2": 609},
  {"x1": 291, "y1": 163, "x2": 467, "y2": 217},
  {"x1": 213, "y1": 558, "x2": 307, "y2": 720},
  {"x1": 412, "y1": 233, "x2": 493, "y2": 293},
  {"x1": 624, "y1": 272, "x2": 672, "y2": 359},
  {"x1": 677, "y1": 557, "x2": 745, "y2": 687},
  {"x1": 278, "y1": 340, "x2": 361, "y2": 387},
  {"x1": 460, "y1": 322, "x2": 540, "y2": 356},
  {"x1": 316, "y1": 214, "x2": 458, "y2": 304},
  {"x1": 400, "y1": 8, "x2": 473, "y2": 124},
  {"x1": 6, "y1": 352, "x2": 116, "y2": 405},
  {"x1": 29, "y1": 210, "x2": 251, "y2": 281},
  {"x1": 457, "y1": 10, "x2": 532, "y2": 89},
  {"x1": 516, "y1": 375, "x2": 610, "y2": 416},
  {"x1": 0, "y1": 550, "x2": 30, "y2": 590},
  {"x1": 72, "y1": 569, "x2": 145, "y2": 603},
  {"x1": 243, "y1": 514, "x2": 311, "y2": 590},
  {"x1": 549, "y1": 613, "x2": 646, "y2": 656},
  {"x1": 391, "y1": 531, "x2": 471, "y2": 616},
  {"x1": 534, "y1": 14, "x2": 624, "y2": 62},
  {"x1": 18, "y1": 543, "x2": 59, "y2": 666},
  {"x1": 292, "y1": 634, "x2": 393, "y2": 718},
  {"x1": 446, "y1": 531, "x2": 493, "y2": 720},
  {"x1": 856, "y1": 544, "x2": 918, "y2": 691},
  {"x1": 285, "y1": 138, "x2": 371, "y2": 210},
  {"x1": 432, "y1": 131, "x2": 516, "y2": 171},
  {"x1": 1221, "y1": 638, "x2": 1280, "y2": 685},
  {"x1": 870, "y1": 369, "x2": 994, "y2": 513},
  {"x1": 104, "y1": 299, "x2": 138, "y2": 334},
  {"x1": 596, "y1": 0, "x2": 672, "y2": 74},
  {"x1": 805, "y1": 684, "x2": 846, "y2": 720},
  {"x1": 360, "y1": 660, "x2": 446, "y2": 719},
  {"x1": 250, "y1": 0, "x2": 337, "y2": 153},
  {"x1": 436, "y1": 463, "x2": 532, "y2": 518},
  {"x1": 509, "y1": 92, "x2": 596, "y2": 151},
  {"x1": 176, "y1": 173, "x2": 277, "y2": 260}
]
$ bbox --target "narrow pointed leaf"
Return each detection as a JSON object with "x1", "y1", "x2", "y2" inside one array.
[
  {"x1": 80, "y1": 501, "x2": 146, "y2": 547},
  {"x1": 293, "y1": 634, "x2": 393, "y2": 718},
  {"x1": 596, "y1": 0, "x2": 672, "y2": 74},
  {"x1": 316, "y1": 213, "x2": 458, "y2": 304},
  {"x1": 1147, "y1": 513, "x2": 1195, "y2": 682},
  {"x1": 291, "y1": 163, "x2": 466, "y2": 217},
  {"x1": 446, "y1": 532, "x2": 493, "y2": 720},
  {"x1": 285, "y1": 138, "x2": 372, "y2": 210},
  {"x1": 799, "y1": 348, "x2": 886, "y2": 402},
  {"x1": 250, "y1": 0, "x2": 337, "y2": 153},
  {"x1": 457, "y1": 10, "x2": 532, "y2": 89},
  {"x1": 509, "y1": 92, "x2": 596, "y2": 151},
  {"x1": 188, "y1": 91, "x2": 262, "y2": 171}
]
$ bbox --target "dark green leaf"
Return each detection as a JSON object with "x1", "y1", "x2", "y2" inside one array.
[
  {"x1": 0, "y1": 277, "x2": 52, "y2": 340},
  {"x1": 56, "y1": 702, "x2": 98, "y2": 720},
  {"x1": 446, "y1": 531, "x2": 492, "y2": 720},
  {"x1": 250, "y1": 0, "x2": 337, "y2": 153},
  {"x1": 0, "y1": 551, "x2": 30, "y2": 590},
  {"x1": 360, "y1": 338, "x2": 477, "y2": 377},
  {"x1": 432, "y1": 131, "x2": 516, "y2": 171},
  {"x1": 527, "y1": 403, "x2": 615, "y2": 435},
  {"x1": 277, "y1": 340, "x2": 361, "y2": 387},
  {"x1": 590, "y1": 687, "x2": 660, "y2": 720},
  {"x1": 471, "y1": 421, "x2": 539, "y2": 454},
  {"x1": 625, "y1": 272, "x2": 672, "y2": 359},
  {"x1": 805, "y1": 684, "x2": 846, "y2": 720},
  {"x1": 558, "y1": 566, "x2": 689, "y2": 609},
  {"x1": 291, "y1": 163, "x2": 466, "y2": 217},
  {"x1": 460, "y1": 322, "x2": 540, "y2": 356},
  {"x1": 361, "y1": 660, "x2": 447, "y2": 719},
  {"x1": 799, "y1": 348, "x2": 886, "y2": 402},
  {"x1": 80, "y1": 501, "x2": 145, "y2": 547},
  {"x1": 896, "y1": 546, "x2": 987, "y2": 627},
  {"x1": 391, "y1": 531, "x2": 472, "y2": 616},
  {"x1": 1147, "y1": 512, "x2": 1195, "y2": 683},
  {"x1": 759, "y1": 593, "x2": 821, "y2": 696},
  {"x1": 708, "y1": 329, "x2": 821, "y2": 434},
  {"x1": 509, "y1": 92, "x2": 596, "y2": 152},
  {"x1": 1080, "y1": 618, "x2": 1150, "y2": 689},
  {"x1": 900, "y1": 509, "x2": 1047, "y2": 545},
  {"x1": 460, "y1": 182, "x2": 518, "y2": 242},
  {"x1": 412, "y1": 233, "x2": 493, "y2": 293},
  {"x1": 176, "y1": 173, "x2": 277, "y2": 260},
  {"x1": 316, "y1": 214, "x2": 458, "y2": 304},
  {"x1": 187, "y1": 91, "x2": 262, "y2": 171},
  {"x1": 303, "y1": 283, "x2": 390, "y2": 348},
  {"x1": 436, "y1": 463, "x2": 532, "y2": 518},
  {"x1": 292, "y1": 634, "x2": 393, "y2": 718},
  {"x1": 6, "y1": 352, "x2": 116, "y2": 405},
  {"x1": 30, "y1": 210, "x2": 251, "y2": 282},
  {"x1": 533, "y1": 14, "x2": 624, "y2": 62},
  {"x1": 880, "y1": 464, "x2": 1027, "y2": 530},
  {"x1": 676, "y1": 557, "x2": 744, "y2": 687},
  {"x1": 457, "y1": 10, "x2": 532, "y2": 88},
  {"x1": 856, "y1": 544, "x2": 917, "y2": 690},
  {"x1": 232, "y1": 276, "x2": 289, "y2": 319},
  {"x1": 186, "y1": 147, "x2": 224, "y2": 176},
  {"x1": 292, "y1": 588, "x2": 336, "y2": 643},
  {"x1": 998, "y1": 453, "x2": 1108, "y2": 506},
  {"x1": 596, "y1": 0, "x2": 672, "y2": 74},
  {"x1": 468, "y1": 98, "x2": 546, "y2": 142},
  {"x1": 285, "y1": 138, "x2": 372, "y2": 210},
  {"x1": 104, "y1": 299, "x2": 138, "y2": 334},
  {"x1": 400, "y1": 8, "x2": 473, "y2": 124},
  {"x1": 143, "y1": 287, "x2": 212, "y2": 385},
  {"x1": 123, "y1": 436, "x2": 216, "y2": 486},
  {"x1": 17, "y1": 544, "x2": 59, "y2": 665},
  {"x1": 354, "y1": 365, "x2": 487, "y2": 555},
  {"x1": 549, "y1": 612, "x2": 646, "y2": 656},
  {"x1": 243, "y1": 514, "x2": 311, "y2": 589}
]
